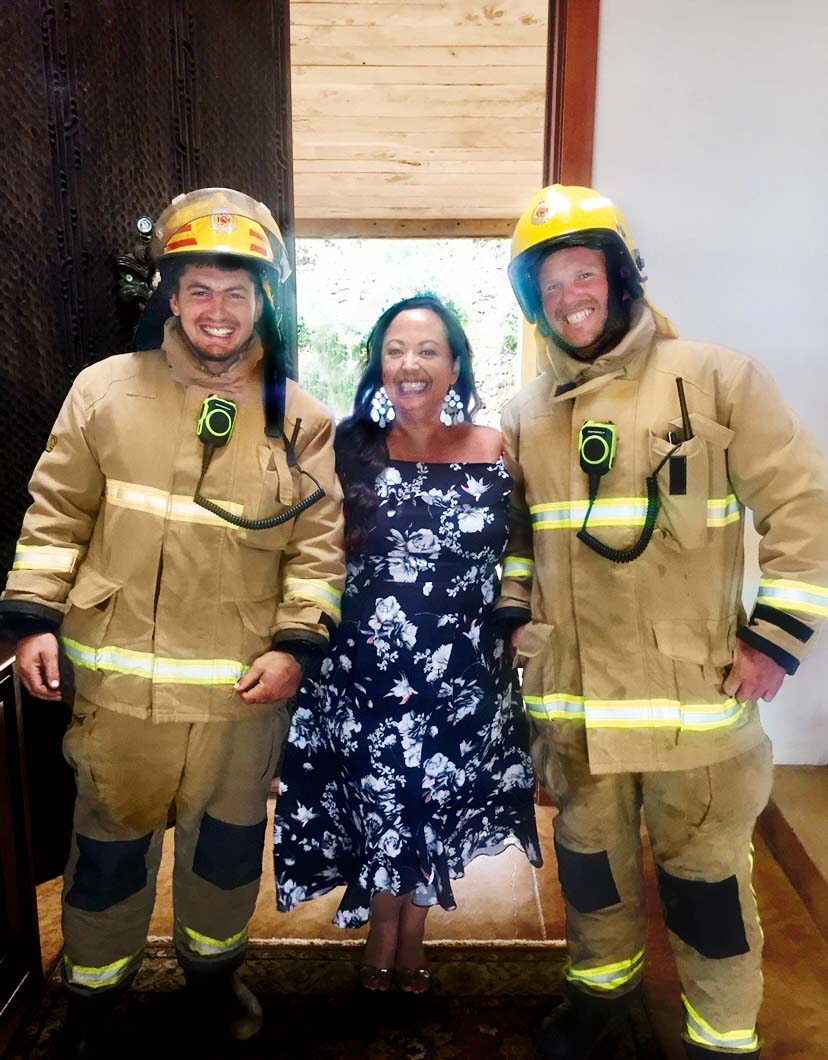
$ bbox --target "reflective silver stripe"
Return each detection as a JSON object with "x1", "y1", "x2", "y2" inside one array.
[
  {"x1": 283, "y1": 577, "x2": 342, "y2": 620},
  {"x1": 12, "y1": 543, "x2": 79, "y2": 573},
  {"x1": 61, "y1": 637, "x2": 245, "y2": 685},
  {"x1": 757, "y1": 578, "x2": 828, "y2": 619},
  {"x1": 566, "y1": 948, "x2": 645, "y2": 991},
  {"x1": 707, "y1": 493, "x2": 740, "y2": 526},
  {"x1": 531, "y1": 498, "x2": 647, "y2": 530},
  {"x1": 524, "y1": 692, "x2": 745, "y2": 731},
  {"x1": 106, "y1": 479, "x2": 243, "y2": 528},
  {"x1": 529, "y1": 496, "x2": 741, "y2": 531},
  {"x1": 502, "y1": 555, "x2": 535, "y2": 579},
  {"x1": 682, "y1": 994, "x2": 759, "y2": 1051},
  {"x1": 524, "y1": 694, "x2": 586, "y2": 721},
  {"x1": 182, "y1": 924, "x2": 248, "y2": 957},
  {"x1": 63, "y1": 951, "x2": 140, "y2": 989}
]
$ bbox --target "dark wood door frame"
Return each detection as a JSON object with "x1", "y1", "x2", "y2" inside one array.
[{"x1": 544, "y1": 0, "x2": 601, "y2": 187}]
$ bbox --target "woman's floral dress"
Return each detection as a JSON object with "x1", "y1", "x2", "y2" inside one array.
[{"x1": 275, "y1": 458, "x2": 542, "y2": 927}]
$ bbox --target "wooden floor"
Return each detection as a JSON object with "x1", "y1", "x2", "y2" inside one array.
[{"x1": 35, "y1": 769, "x2": 828, "y2": 1058}]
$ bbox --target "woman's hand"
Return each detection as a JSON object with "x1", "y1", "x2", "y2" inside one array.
[{"x1": 511, "y1": 623, "x2": 529, "y2": 655}]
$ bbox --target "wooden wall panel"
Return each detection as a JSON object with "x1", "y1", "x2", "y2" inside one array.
[{"x1": 290, "y1": 0, "x2": 549, "y2": 232}]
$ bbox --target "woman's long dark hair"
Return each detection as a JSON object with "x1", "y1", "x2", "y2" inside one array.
[{"x1": 335, "y1": 295, "x2": 481, "y2": 555}]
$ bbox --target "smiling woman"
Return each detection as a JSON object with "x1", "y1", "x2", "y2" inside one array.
[{"x1": 274, "y1": 295, "x2": 542, "y2": 995}]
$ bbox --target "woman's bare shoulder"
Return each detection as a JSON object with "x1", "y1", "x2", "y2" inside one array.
[{"x1": 464, "y1": 423, "x2": 503, "y2": 462}]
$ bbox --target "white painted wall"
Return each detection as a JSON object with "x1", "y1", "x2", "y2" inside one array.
[{"x1": 592, "y1": 0, "x2": 828, "y2": 762}]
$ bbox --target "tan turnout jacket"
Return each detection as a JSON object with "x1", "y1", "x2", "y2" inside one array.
[
  {"x1": 497, "y1": 303, "x2": 828, "y2": 773},
  {"x1": 3, "y1": 321, "x2": 345, "y2": 722}
]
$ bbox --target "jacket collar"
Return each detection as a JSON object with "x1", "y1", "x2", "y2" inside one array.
[
  {"x1": 162, "y1": 318, "x2": 263, "y2": 403},
  {"x1": 541, "y1": 300, "x2": 655, "y2": 390}
]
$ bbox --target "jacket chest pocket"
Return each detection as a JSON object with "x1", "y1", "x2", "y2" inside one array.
[
  {"x1": 649, "y1": 414, "x2": 734, "y2": 552},
  {"x1": 239, "y1": 443, "x2": 297, "y2": 551}
]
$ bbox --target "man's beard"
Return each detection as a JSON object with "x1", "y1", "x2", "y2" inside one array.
[
  {"x1": 183, "y1": 330, "x2": 255, "y2": 373},
  {"x1": 546, "y1": 288, "x2": 631, "y2": 362}
]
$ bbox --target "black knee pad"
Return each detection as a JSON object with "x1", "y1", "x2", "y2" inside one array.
[
  {"x1": 555, "y1": 839, "x2": 621, "y2": 914},
  {"x1": 66, "y1": 832, "x2": 152, "y2": 911},
  {"x1": 657, "y1": 865, "x2": 749, "y2": 958},
  {"x1": 192, "y1": 813, "x2": 266, "y2": 890}
]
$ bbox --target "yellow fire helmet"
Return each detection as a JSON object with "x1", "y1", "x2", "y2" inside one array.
[
  {"x1": 508, "y1": 184, "x2": 647, "y2": 325},
  {"x1": 152, "y1": 187, "x2": 291, "y2": 286},
  {"x1": 135, "y1": 187, "x2": 293, "y2": 355}
]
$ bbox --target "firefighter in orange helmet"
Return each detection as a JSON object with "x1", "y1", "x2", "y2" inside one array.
[{"x1": 1, "y1": 188, "x2": 345, "y2": 1056}]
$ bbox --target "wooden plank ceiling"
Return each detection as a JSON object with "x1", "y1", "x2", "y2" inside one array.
[{"x1": 290, "y1": 0, "x2": 548, "y2": 236}]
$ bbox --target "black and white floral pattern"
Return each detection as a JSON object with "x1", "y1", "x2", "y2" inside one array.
[{"x1": 275, "y1": 458, "x2": 541, "y2": 927}]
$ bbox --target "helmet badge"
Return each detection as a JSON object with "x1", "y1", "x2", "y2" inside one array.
[
  {"x1": 531, "y1": 199, "x2": 551, "y2": 226},
  {"x1": 211, "y1": 211, "x2": 237, "y2": 234}
]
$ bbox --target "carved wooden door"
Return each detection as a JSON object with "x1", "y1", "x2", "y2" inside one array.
[
  {"x1": 1, "y1": 0, "x2": 296, "y2": 586},
  {"x1": 0, "y1": 4, "x2": 295, "y2": 1025}
]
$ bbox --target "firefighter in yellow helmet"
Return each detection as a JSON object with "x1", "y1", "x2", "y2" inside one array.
[
  {"x1": 0, "y1": 188, "x2": 345, "y2": 1056},
  {"x1": 497, "y1": 186, "x2": 828, "y2": 1059}
]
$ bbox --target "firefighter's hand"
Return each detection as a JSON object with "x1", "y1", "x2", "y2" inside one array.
[
  {"x1": 723, "y1": 641, "x2": 786, "y2": 703},
  {"x1": 235, "y1": 651, "x2": 302, "y2": 705},
  {"x1": 16, "y1": 633, "x2": 62, "y2": 700},
  {"x1": 511, "y1": 623, "x2": 529, "y2": 654}
]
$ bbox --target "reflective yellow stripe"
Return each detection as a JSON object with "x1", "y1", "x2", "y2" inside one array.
[
  {"x1": 566, "y1": 948, "x2": 645, "y2": 991},
  {"x1": 529, "y1": 496, "x2": 740, "y2": 530},
  {"x1": 63, "y1": 950, "x2": 140, "y2": 989},
  {"x1": 749, "y1": 843, "x2": 764, "y2": 944},
  {"x1": 682, "y1": 994, "x2": 759, "y2": 1051},
  {"x1": 182, "y1": 924, "x2": 248, "y2": 957},
  {"x1": 707, "y1": 492, "x2": 741, "y2": 526},
  {"x1": 531, "y1": 497, "x2": 647, "y2": 530},
  {"x1": 757, "y1": 577, "x2": 828, "y2": 619},
  {"x1": 524, "y1": 692, "x2": 746, "y2": 731},
  {"x1": 106, "y1": 479, "x2": 243, "y2": 529},
  {"x1": 13, "y1": 543, "x2": 79, "y2": 573},
  {"x1": 61, "y1": 637, "x2": 245, "y2": 685},
  {"x1": 283, "y1": 577, "x2": 342, "y2": 620},
  {"x1": 502, "y1": 555, "x2": 535, "y2": 579}
]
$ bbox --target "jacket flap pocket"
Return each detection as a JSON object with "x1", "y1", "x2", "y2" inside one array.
[
  {"x1": 259, "y1": 441, "x2": 294, "y2": 505},
  {"x1": 234, "y1": 596, "x2": 277, "y2": 637},
  {"x1": 67, "y1": 569, "x2": 121, "y2": 609},
  {"x1": 669, "y1": 413, "x2": 734, "y2": 450},
  {"x1": 514, "y1": 621, "x2": 555, "y2": 660},
  {"x1": 653, "y1": 617, "x2": 734, "y2": 667}
]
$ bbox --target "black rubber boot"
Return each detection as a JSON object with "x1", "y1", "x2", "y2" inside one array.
[
  {"x1": 536, "y1": 982, "x2": 641, "y2": 1059},
  {"x1": 685, "y1": 1044, "x2": 760, "y2": 1059},
  {"x1": 58, "y1": 988, "x2": 122, "y2": 1060},
  {"x1": 185, "y1": 969, "x2": 263, "y2": 1042}
]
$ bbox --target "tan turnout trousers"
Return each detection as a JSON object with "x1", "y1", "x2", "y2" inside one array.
[
  {"x1": 61, "y1": 698, "x2": 290, "y2": 994},
  {"x1": 535, "y1": 736, "x2": 773, "y2": 1054}
]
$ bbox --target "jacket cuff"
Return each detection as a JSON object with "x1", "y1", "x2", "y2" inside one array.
[
  {"x1": 737, "y1": 625, "x2": 799, "y2": 675},
  {"x1": 0, "y1": 601, "x2": 63, "y2": 638},
  {"x1": 271, "y1": 631, "x2": 329, "y2": 680},
  {"x1": 493, "y1": 606, "x2": 533, "y2": 633}
]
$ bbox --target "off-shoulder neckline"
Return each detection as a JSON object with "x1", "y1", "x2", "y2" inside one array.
[{"x1": 386, "y1": 454, "x2": 505, "y2": 468}]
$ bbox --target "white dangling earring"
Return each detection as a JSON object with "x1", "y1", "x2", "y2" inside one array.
[
  {"x1": 369, "y1": 386, "x2": 396, "y2": 428},
  {"x1": 439, "y1": 386, "x2": 465, "y2": 426}
]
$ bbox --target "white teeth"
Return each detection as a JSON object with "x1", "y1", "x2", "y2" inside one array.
[
  {"x1": 399, "y1": 382, "x2": 427, "y2": 392},
  {"x1": 566, "y1": 309, "x2": 593, "y2": 325},
  {"x1": 203, "y1": 326, "x2": 233, "y2": 337}
]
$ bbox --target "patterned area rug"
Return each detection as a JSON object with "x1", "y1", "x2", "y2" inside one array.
[{"x1": 9, "y1": 939, "x2": 661, "y2": 1059}]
